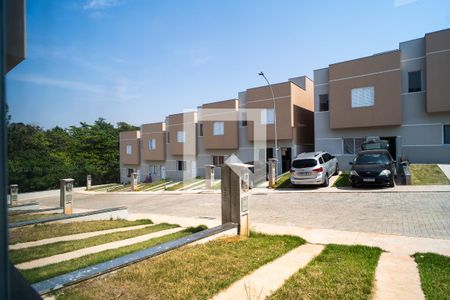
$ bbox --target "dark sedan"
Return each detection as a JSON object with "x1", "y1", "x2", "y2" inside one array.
[{"x1": 349, "y1": 150, "x2": 397, "y2": 187}]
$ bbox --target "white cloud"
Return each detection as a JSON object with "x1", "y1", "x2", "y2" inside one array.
[
  {"x1": 394, "y1": 0, "x2": 418, "y2": 7},
  {"x1": 83, "y1": 0, "x2": 122, "y2": 10},
  {"x1": 9, "y1": 74, "x2": 104, "y2": 94}
]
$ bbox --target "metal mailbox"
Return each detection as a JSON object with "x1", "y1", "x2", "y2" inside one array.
[
  {"x1": 60, "y1": 178, "x2": 74, "y2": 214},
  {"x1": 10, "y1": 184, "x2": 18, "y2": 206},
  {"x1": 86, "y1": 174, "x2": 92, "y2": 190}
]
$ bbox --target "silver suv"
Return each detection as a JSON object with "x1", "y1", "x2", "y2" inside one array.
[{"x1": 290, "y1": 151, "x2": 339, "y2": 187}]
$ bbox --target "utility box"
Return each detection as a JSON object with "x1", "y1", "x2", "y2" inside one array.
[
  {"x1": 60, "y1": 179, "x2": 74, "y2": 214},
  {"x1": 268, "y1": 158, "x2": 277, "y2": 188},
  {"x1": 86, "y1": 175, "x2": 92, "y2": 191},
  {"x1": 221, "y1": 163, "x2": 251, "y2": 236},
  {"x1": 205, "y1": 165, "x2": 215, "y2": 189},
  {"x1": 131, "y1": 172, "x2": 138, "y2": 191},
  {"x1": 9, "y1": 184, "x2": 18, "y2": 206}
]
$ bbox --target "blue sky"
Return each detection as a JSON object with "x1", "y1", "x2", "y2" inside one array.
[{"x1": 6, "y1": 0, "x2": 450, "y2": 128}]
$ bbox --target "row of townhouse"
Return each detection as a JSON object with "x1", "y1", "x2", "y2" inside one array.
[
  {"x1": 120, "y1": 28, "x2": 450, "y2": 183},
  {"x1": 120, "y1": 76, "x2": 315, "y2": 183}
]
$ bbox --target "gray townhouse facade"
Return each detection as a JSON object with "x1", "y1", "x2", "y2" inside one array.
[
  {"x1": 119, "y1": 76, "x2": 315, "y2": 183},
  {"x1": 314, "y1": 28, "x2": 450, "y2": 170},
  {"x1": 120, "y1": 28, "x2": 449, "y2": 183}
]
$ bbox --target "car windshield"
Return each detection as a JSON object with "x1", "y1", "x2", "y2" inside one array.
[
  {"x1": 361, "y1": 141, "x2": 389, "y2": 150},
  {"x1": 292, "y1": 159, "x2": 317, "y2": 168},
  {"x1": 355, "y1": 153, "x2": 390, "y2": 165}
]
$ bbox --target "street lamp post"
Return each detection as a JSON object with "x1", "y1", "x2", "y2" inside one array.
[{"x1": 258, "y1": 72, "x2": 278, "y2": 177}]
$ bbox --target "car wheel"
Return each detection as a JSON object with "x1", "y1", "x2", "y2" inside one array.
[
  {"x1": 389, "y1": 178, "x2": 395, "y2": 187},
  {"x1": 334, "y1": 164, "x2": 339, "y2": 176},
  {"x1": 322, "y1": 174, "x2": 329, "y2": 187}
]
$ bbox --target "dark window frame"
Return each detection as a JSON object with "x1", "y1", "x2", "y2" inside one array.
[
  {"x1": 177, "y1": 160, "x2": 186, "y2": 171},
  {"x1": 199, "y1": 123, "x2": 203, "y2": 137},
  {"x1": 408, "y1": 70, "x2": 422, "y2": 93},
  {"x1": 212, "y1": 155, "x2": 224, "y2": 167},
  {"x1": 319, "y1": 94, "x2": 329, "y2": 112},
  {"x1": 444, "y1": 125, "x2": 450, "y2": 145}
]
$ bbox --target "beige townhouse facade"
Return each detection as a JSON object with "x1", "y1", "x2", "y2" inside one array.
[
  {"x1": 120, "y1": 76, "x2": 315, "y2": 183},
  {"x1": 314, "y1": 28, "x2": 450, "y2": 170}
]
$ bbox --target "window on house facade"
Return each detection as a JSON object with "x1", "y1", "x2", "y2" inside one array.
[
  {"x1": 199, "y1": 123, "x2": 203, "y2": 137},
  {"x1": 444, "y1": 125, "x2": 450, "y2": 144},
  {"x1": 351, "y1": 86, "x2": 374, "y2": 108},
  {"x1": 241, "y1": 112, "x2": 247, "y2": 126},
  {"x1": 126, "y1": 144, "x2": 132, "y2": 155},
  {"x1": 127, "y1": 168, "x2": 133, "y2": 177},
  {"x1": 343, "y1": 137, "x2": 366, "y2": 154},
  {"x1": 177, "y1": 160, "x2": 186, "y2": 171},
  {"x1": 213, "y1": 155, "x2": 225, "y2": 166},
  {"x1": 213, "y1": 121, "x2": 224, "y2": 135},
  {"x1": 408, "y1": 71, "x2": 422, "y2": 93},
  {"x1": 319, "y1": 94, "x2": 329, "y2": 111},
  {"x1": 148, "y1": 138, "x2": 156, "y2": 150},
  {"x1": 177, "y1": 131, "x2": 185, "y2": 143},
  {"x1": 261, "y1": 108, "x2": 275, "y2": 125}
]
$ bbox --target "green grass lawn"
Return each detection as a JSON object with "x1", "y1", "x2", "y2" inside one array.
[
  {"x1": 274, "y1": 172, "x2": 293, "y2": 189},
  {"x1": 8, "y1": 213, "x2": 64, "y2": 224},
  {"x1": 414, "y1": 253, "x2": 450, "y2": 300},
  {"x1": 9, "y1": 219, "x2": 153, "y2": 245},
  {"x1": 137, "y1": 180, "x2": 169, "y2": 191},
  {"x1": 165, "y1": 179, "x2": 200, "y2": 191},
  {"x1": 332, "y1": 172, "x2": 350, "y2": 187},
  {"x1": 55, "y1": 233, "x2": 305, "y2": 300},
  {"x1": 10, "y1": 223, "x2": 177, "y2": 264},
  {"x1": 409, "y1": 164, "x2": 450, "y2": 185},
  {"x1": 21, "y1": 225, "x2": 207, "y2": 284},
  {"x1": 269, "y1": 244, "x2": 382, "y2": 300}
]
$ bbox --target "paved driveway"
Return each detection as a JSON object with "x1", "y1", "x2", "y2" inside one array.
[{"x1": 32, "y1": 191, "x2": 450, "y2": 240}]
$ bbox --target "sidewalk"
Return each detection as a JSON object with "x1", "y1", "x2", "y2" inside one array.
[{"x1": 438, "y1": 164, "x2": 450, "y2": 181}]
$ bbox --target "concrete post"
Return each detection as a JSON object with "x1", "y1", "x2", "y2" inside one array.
[
  {"x1": 205, "y1": 165, "x2": 215, "y2": 189},
  {"x1": 221, "y1": 163, "x2": 250, "y2": 237},
  {"x1": 268, "y1": 158, "x2": 277, "y2": 188},
  {"x1": 131, "y1": 172, "x2": 138, "y2": 191},
  {"x1": 86, "y1": 175, "x2": 92, "y2": 191},
  {"x1": 60, "y1": 179, "x2": 74, "y2": 214},
  {"x1": 9, "y1": 184, "x2": 18, "y2": 206}
]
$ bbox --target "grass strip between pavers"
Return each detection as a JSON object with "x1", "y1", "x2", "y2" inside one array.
[
  {"x1": 414, "y1": 253, "x2": 450, "y2": 300},
  {"x1": 274, "y1": 172, "x2": 293, "y2": 189},
  {"x1": 269, "y1": 244, "x2": 382, "y2": 300},
  {"x1": 410, "y1": 164, "x2": 450, "y2": 185},
  {"x1": 21, "y1": 225, "x2": 207, "y2": 284},
  {"x1": 10, "y1": 223, "x2": 178, "y2": 264},
  {"x1": 332, "y1": 172, "x2": 350, "y2": 187},
  {"x1": 165, "y1": 179, "x2": 200, "y2": 191},
  {"x1": 55, "y1": 232, "x2": 305, "y2": 300},
  {"x1": 9, "y1": 213, "x2": 64, "y2": 224},
  {"x1": 9, "y1": 219, "x2": 153, "y2": 245}
]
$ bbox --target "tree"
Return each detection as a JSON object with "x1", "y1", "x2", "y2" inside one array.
[{"x1": 7, "y1": 118, "x2": 138, "y2": 192}]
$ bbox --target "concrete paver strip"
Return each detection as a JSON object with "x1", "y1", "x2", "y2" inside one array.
[
  {"x1": 438, "y1": 164, "x2": 450, "y2": 181},
  {"x1": 16, "y1": 227, "x2": 184, "y2": 270},
  {"x1": 31, "y1": 191, "x2": 450, "y2": 240},
  {"x1": 9, "y1": 224, "x2": 156, "y2": 250},
  {"x1": 212, "y1": 244, "x2": 324, "y2": 300},
  {"x1": 373, "y1": 253, "x2": 425, "y2": 300}
]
